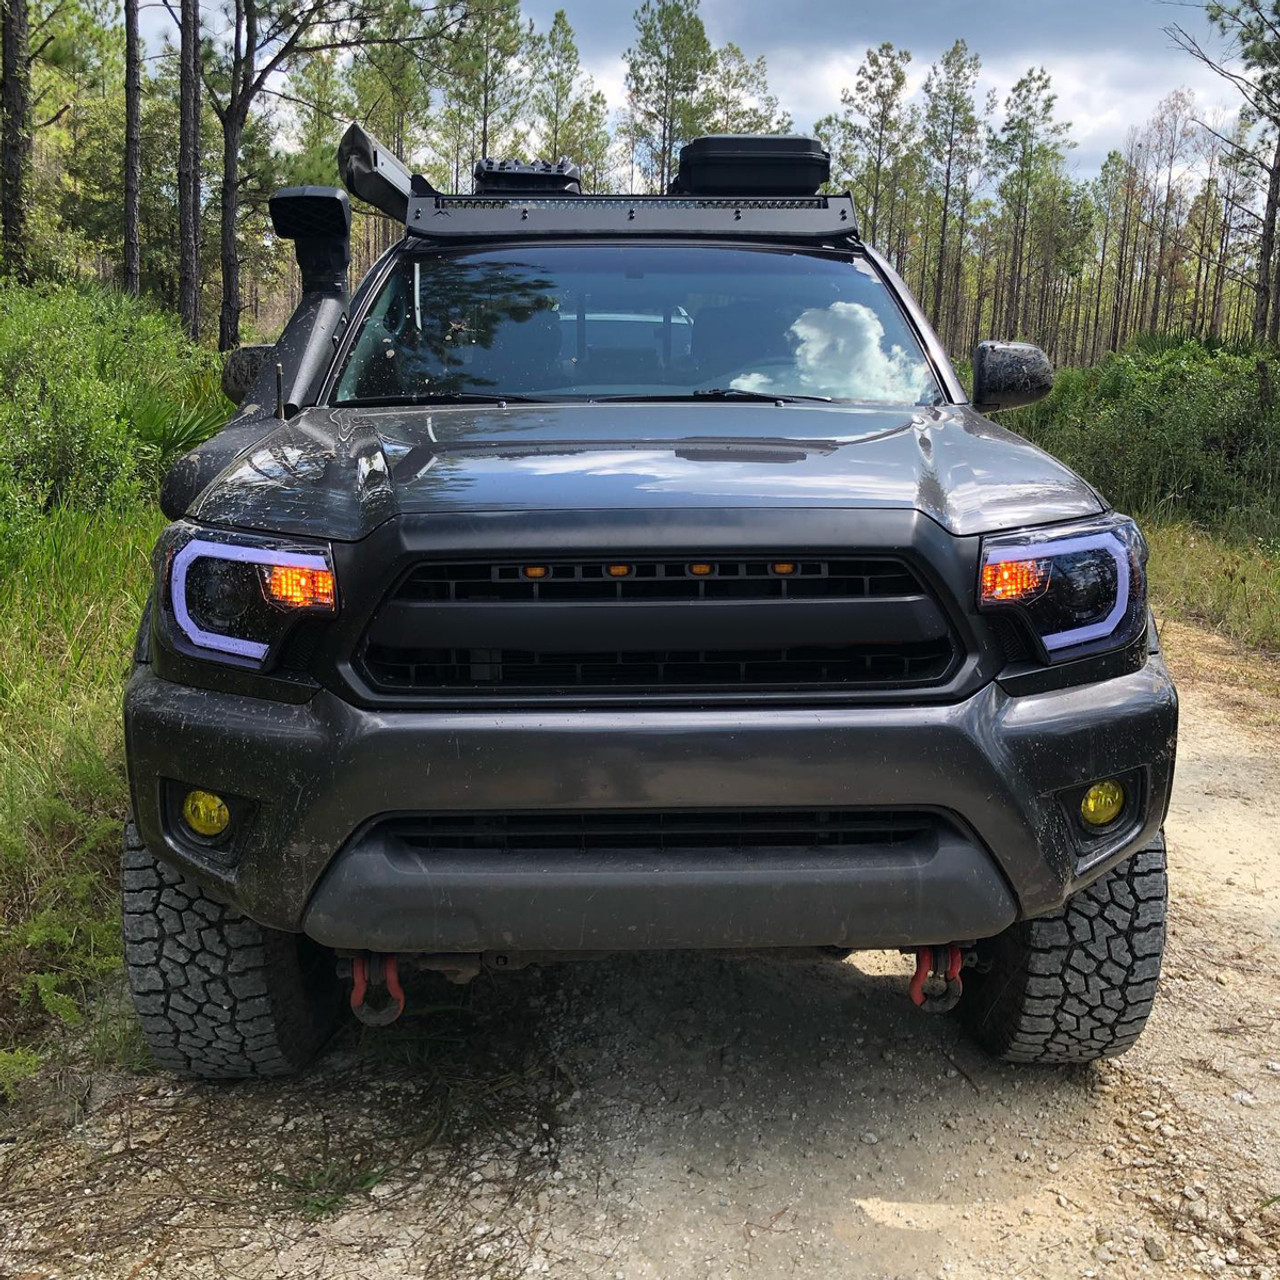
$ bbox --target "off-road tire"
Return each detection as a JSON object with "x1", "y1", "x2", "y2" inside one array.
[
  {"x1": 962, "y1": 835, "x2": 1167, "y2": 1064},
  {"x1": 122, "y1": 821, "x2": 340, "y2": 1078}
]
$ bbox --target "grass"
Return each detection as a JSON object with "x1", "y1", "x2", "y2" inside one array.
[
  {"x1": 0, "y1": 504, "x2": 163, "y2": 1090},
  {"x1": 1146, "y1": 524, "x2": 1280, "y2": 654},
  {"x1": 273, "y1": 1159, "x2": 388, "y2": 1218}
]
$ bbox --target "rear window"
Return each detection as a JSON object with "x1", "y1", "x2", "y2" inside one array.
[{"x1": 332, "y1": 244, "x2": 940, "y2": 406}]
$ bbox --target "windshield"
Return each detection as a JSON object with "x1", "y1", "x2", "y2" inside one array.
[{"x1": 332, "y1": 244, "x2": 941, "y2": 406}]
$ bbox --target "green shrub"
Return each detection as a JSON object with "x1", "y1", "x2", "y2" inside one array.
[
  {"x1": 1007, "y1": 341, "x2": 1280, "y2": 538},
  {"x1": 0, "y1": 282, "x2": 228, "y2": 536},
  {"x1": 0, "y1": 282, "x2": 219, "y2": 1070}
]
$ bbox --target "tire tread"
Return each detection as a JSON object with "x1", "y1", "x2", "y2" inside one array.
[
  {"x1": 963, "y1": 836, "x2": 1167, "y2": 1064},
  {"x1": 122, "y1": 821, "x2": 338, "y2": 1078}
]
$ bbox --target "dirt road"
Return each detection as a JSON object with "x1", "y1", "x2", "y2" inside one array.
[{"x1": 3, "y1": 623, "x2": 1278, "y2": 1280}]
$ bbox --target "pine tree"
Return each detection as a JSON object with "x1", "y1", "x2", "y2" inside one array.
[
  {"x1": 922, "y1": 40, "x2": 982, "y2": 342},
  {"x1": 623, "y1": 0, "x2": 712, "y2": 191},
  {"x1": 701, "y1": 44, "x2": 790, "y2": 135}
]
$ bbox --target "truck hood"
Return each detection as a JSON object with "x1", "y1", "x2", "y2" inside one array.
[{"x1": 190, "y1": 401, "x2": 1105, "y2": 541}]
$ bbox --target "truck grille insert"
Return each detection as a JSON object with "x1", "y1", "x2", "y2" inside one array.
[
  {"x1": 394, "y1": 557, "x2": 920, "y2": 602},
  {"x1": 390, "y1": 809, "x2": 937, "y2": 853},
  {"x1": 358, "y1": 555, "x2": 959, "y2": 701}
]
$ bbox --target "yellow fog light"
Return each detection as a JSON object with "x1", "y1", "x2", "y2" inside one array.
[
  {"x1": 1081, "y1": 780, "x2": 1125, "y2": 828},
  {"x1": 183, "y1": 789, "x2": 230, "y2": 838}
]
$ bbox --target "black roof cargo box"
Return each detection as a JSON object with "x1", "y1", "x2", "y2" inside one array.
[{"x1": 671, "y1": 135, "x2": 831, "y2": 197}]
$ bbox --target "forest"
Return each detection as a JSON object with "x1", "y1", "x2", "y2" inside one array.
[
  {"x1": 1, "y1": 0, "x2": 1280, "y2": 359},
  {"x1": 4, "y1": 0, "x2": 1280, "y2": 1083}
]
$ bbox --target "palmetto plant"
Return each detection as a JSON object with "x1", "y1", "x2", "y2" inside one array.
[{"x1": 125, "y1": 367, "x2": 230, "y2": 472}]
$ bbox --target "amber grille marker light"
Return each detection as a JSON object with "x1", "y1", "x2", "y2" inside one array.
[
  {"x1": 980, "y1": 558, "x2": 1050, "y2": 605},
  {"x1": 607, "y1": 564, "x2": 632, "y2": 578},
  {"x1": 772, "y1": 562, "x2": 796, "y2": 575},
  {"x1": 266, "y1": 564, "x2": 336, "y2": 610},
  {"x1": 689, "y1": 563, "x2": 713, "y2": 576},
  {"x1": 522, "y1": 566, "x2": 549, "y2": 579}
]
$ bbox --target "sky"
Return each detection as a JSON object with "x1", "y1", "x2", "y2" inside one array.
[
  {"x1": 140, "y1": 0, "x2": 1245, "y2": 179},
  {"x1": 522, "y1": 0, "x2": 1244, "y2": 177}
]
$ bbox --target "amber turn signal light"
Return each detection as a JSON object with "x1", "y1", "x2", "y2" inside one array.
[
  {"x1": 980, "y1": 558, "x2": 1051, "y2": 605},
  {"x1": 266, "y1": 564, "x2": 336, "y2": 610}
]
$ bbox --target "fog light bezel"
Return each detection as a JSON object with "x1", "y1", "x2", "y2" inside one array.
[
  {"x1": 1057, "y1": 769, "x2": 1145, "y2": 872},
  {"x1": 162, "y1": 779, "x2": 253, "y2": 867}
]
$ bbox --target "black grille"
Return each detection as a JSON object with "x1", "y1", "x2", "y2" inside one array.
[
  {"x1": 363, "y1": 639, "x2": 954, "y2": 691},
  {"x1": 391, "y1": 809, "x2": 935, "y2": 853},
  {"x1": 358, "y1": 554, "x2": 959, "y2": 700},
  {"x1": 393, "y1": 557, "x2": 921, "y2": 603}
]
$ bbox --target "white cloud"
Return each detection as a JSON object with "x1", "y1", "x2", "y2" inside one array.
[
  {"x1": 582, "y1": 26, "x2": 1247, "y2": 179},
  {"x1": 732, "y1": 302, "x2": 934, "y2": 403}
]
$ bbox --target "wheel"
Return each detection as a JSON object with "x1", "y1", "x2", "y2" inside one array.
[
  {"x1": 122, "y1": 820, "x2": 341, "y2": 1078},
  {"x1": 961, "y1": 835, "x2": 1167, "y2": 1064}
]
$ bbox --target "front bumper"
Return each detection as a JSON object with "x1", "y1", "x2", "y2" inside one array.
[{"x1": 124, "y1": 655, "x2": 1177, "y2": 951}]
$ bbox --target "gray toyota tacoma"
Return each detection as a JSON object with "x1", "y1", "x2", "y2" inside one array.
[{"x1": 122, "y1": 130, "x2": 1177, "y2": 1076}]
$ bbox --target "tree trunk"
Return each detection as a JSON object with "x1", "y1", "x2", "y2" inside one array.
[
  {"x1": 1, "y1": 0, "x2": 30, "y2": 281},
  {"x1": 1091, "y1": 209, "x2": 1110, "y2": 363},
  {"x1": 931, "y1": 145, "x2": 954, "y2": 333},
  {"x1": 218, "y1": 113, "x2": 244, "y2": 352},
  {"x1": 178, "y1": 0, "x2": 201, "y2": 338},
  {"x1": 122, "y1": 0, "x2": 141, "y2": 294},
  {"x1": 948, "y1": 187, "x2": 970, "y2": 348},
  {"x1": 1253, "y1": 133, "x2": 1280, "y2": 343}
]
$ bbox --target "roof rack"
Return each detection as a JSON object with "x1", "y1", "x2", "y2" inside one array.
[
  {"x1": 335, "y1": 122, "x2": 861, "y2": 243},
  {"x1": 405, "y1": 191, "x2": 859, "y2": 243}
]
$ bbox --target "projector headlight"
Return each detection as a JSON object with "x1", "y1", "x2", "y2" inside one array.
[
  {"x1": 163, "y1": 527, "x2": 337, "y2": 667},
  {"x1": 978, "y1": 515, "x2": 1147, "y2": 662}
]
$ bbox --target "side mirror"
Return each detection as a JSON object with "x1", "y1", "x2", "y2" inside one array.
[
  {"x1": 971, "y1": 340, "x2": 1053, "y2": 413},
  {"x1": 222, "y1": 344, "x2": 272, "y2": 406}
]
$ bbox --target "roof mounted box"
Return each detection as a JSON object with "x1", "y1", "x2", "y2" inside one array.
[
  {"x1": 473, "y1": 157, "x2": 583, "y2": 197},
  {"x1": 671, "y1": 135, "x2": 831, "y2": 197}
]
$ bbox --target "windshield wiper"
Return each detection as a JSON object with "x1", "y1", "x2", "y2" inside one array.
[
  {"x1": 589, "y1": 389, "x2": 835, "y2": 405},
  {"x1": 334, "y1": 392, "x2": 556, "y2": 407},
  {"x1": 695, "y1": 387, "x2": 834, "y2": 403}
]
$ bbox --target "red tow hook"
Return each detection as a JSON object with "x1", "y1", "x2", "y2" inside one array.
[
  {"x1": 349, "y1": 954, "x2": 406, "y2": 1026},
  {"x1": 909, "y1": 944, "x2": 964, "y2": 1013}
]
